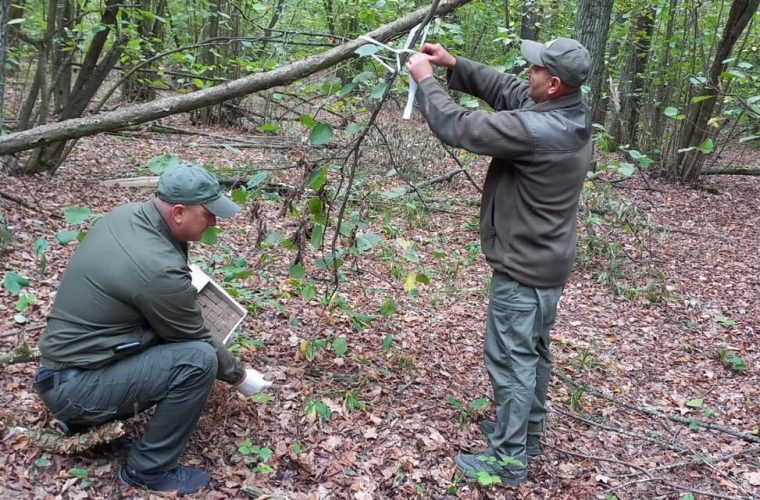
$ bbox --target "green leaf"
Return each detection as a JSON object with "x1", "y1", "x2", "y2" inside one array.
[
  {"x1": 688, "y1": 419, "x2": 700, "y2": 431},
  {"x1": 315, "y1": 255, "x2": 343, "y2": 270},
  {"x1": 300, "y1": 114, "x2": 315, "y2": 128},
  {"x1": 309, "y1": 123, "x2": 332, "y2": 146},
  {"x1": 345, "y1": 123, "x2": 364, "y2": 135},
  {"x1": 663, "y1": 107, "x2": 679, "y2": 118},
  {"x1": 698, "y1": 138, "x2": 715, "y2": 154},
  {"x1": 618, "y1": 163, "x2": 635, "y2": 177},
  {"x1": 355, "y1": 44, "x2": 380, "y2": 57},
  {"x1": 310, "y1": 223, "x2": 325, "y2": 250},
  {"x1": 63, "y1": 206, "x2": 91, "y2": 225},
  {"x1": 354, "y1": 235, "x2": 375, "y2": 252},
  {"x1": 300, "y1": 282, "x2": 316, "y2": 301},
  {"x1": 382, "y1": 333, "x2": 394, "y2": 352},
  {"x1": 14, "y1": 314, "x2": 27, "y2": 324},
  {"x1": 379, "y1": 297, "x2": 396, "y2": 317},
  {"x1": 257, "y1": 123, "x2": 280, "y2": 133},
  {"x1": 231, "y1": 188, "x2": 248, "y2": 204},
  {"x1": 416, "y1": 273, "x2": 430, "y2": 285},
  {"x1": 33, "y1": 237, "x2": 48, "y2": 256},
  {"x1": 403, "y1": 272, "x2": 418, "y2": 292},
  {"x1": 371, "y1": 81, "x2": 388, "y2": 99},
  {"x1": 16, "y1": 294, "x2": 37, "y2": 312},
  {"x1": 691, "y1": 95, "x2": 713, "y2": 104},
  {"x1": 4, "y1": 272, "x2": 30, "y2": 295},
  {"x1": 247, "y1": 171, "x2": 270, "y2": 189},
  {"x1": 402, "y1": 246, "x2": 419, "y2": 263},
  {"x1": 147, "y1": 154, "x2": 179, "y2": 175},
  {"x1": 250, "y1": 393, "x2": 271, "y2": 404},
  {"x1": 445, "y1": 396, "x2": 464, "y2": 411},
  {"x1": 714, "y1": 314, "x2": 735, "y2": 327},
  {"x1": 307, "y1": 166, "x2": 328, "y2": 190},
  {"x1": 69, "y1": 468, "x2": 88, "y2": 478},
  {"x1": 352, "y1": 71, "x2": 374, "y2": 83},
  {"x1": 682, "y1": 493, "x2": 695, "y2": 500},
  {"x1": 332, "y1": 337, "x2": 348, "y2": 357},
  {"x1": 468, "y1": 398, "x2": 490, "y2": 411},
  {"x1": 34, "y1": 457, "x2": 50, "y2": 467},
  {"x1": 289, "y1": 263, "x2": 305, "y2": 279},
  {"x1": 337, "y1": 82, "x2": 357, "y2": 97},
  {"x1": 263, "y1": 231, "x2": 284, "y2": 246},
  {"x1": 200, "y1": 226, "x2": 222, "y2": 245},
  {"x1": 239, "y1": 440, "x2": 254, "y2": 455},
  {"x1": 686, "y1": 398, "x2": 703, "y2": 408},
  {"x1": 308, "y1": 197, "x2": 323, "y2": 216}
]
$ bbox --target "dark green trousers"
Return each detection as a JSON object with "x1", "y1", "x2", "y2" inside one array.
[
  {"x1": 39, "y1": 341, "x2": 217, "y2": 473},
  {"x1": 484, "y1": 271, "x2": 563, "y2": 465}
]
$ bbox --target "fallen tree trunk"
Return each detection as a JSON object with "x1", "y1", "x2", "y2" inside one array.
[
  {"x1": 0, "y1": 0, "x2": 471, "y2": 156},
  {"x1": 701, "y1": 168, "x2": 760, "y2": 175}
]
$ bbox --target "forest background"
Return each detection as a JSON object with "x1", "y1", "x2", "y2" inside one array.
[{"x1": 0, "y1": 0, "x2": 758, "y2": 498}]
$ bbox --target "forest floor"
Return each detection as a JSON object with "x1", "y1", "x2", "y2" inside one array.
[{"x1": 0, "y1": 112, "x2": 758, "y2": 500}]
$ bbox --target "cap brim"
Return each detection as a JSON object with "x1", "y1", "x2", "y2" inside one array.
[
  {"x1": 520, "y1": 40, "x2": 545, "y2": 67},
  {"x1": 203, "y1": 195, "x2": 241, "y2": 218}
]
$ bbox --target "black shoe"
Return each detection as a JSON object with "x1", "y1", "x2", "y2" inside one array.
[
  {"x1": 455, "y1": 451, "x2": 527, "y2": 485},
  {"x1": 119, "y1": 465, "x2": 210, "y2": 495},
  {"x1": 53, "y1": 420, "x2": 91, "y2": 436},
  {"x1": 479, "y1": 420, "x2": 542, "y2": 456}
]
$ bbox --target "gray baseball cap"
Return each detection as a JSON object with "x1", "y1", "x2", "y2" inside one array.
[
  {"x1": 157, "y1": 164, "x2": 240, "y2": 218},
  {"x1": 520, "y1": 37, "x2": 591, "y2": 88}
]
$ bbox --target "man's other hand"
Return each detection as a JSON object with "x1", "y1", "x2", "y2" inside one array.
[
  {"x1": 237, "y1": 368, "x2": 272, "y2": 396},
  {"x1": 420, "y1": 43, "x2": 456, "y2": 69}
]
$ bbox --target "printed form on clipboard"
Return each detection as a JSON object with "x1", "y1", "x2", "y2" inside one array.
[{"x1": 189, "y1": 264, "x2": 247, "y2": 346}]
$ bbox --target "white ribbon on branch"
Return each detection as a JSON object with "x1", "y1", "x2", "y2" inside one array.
[{"x1": 358, "y1": 20, "x2": 431, "y2": 120}]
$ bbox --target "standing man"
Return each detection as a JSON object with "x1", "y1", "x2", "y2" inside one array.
[
  {"x1": 407, "y1": 38, "x2": 591, "y2": 484},
  {"x1": 35, "y1": 164, "x2": 271, "y2": 495}
]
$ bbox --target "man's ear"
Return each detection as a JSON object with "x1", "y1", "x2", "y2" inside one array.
[
  {"x1": 548, "y1": 76, "x2": 562, "y2": 96},
  {"x1": 170, "y1": 204, "x2": 186, "y2": 224}
]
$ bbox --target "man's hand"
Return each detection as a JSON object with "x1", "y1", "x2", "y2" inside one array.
[
  {"x1": 420, "y1": 43, "x2": 456, "y2": 69},
  {"x1": 237, "y1": 368, "x2": 272, "y2": 396},
  {"x1": 406, "y1": 53, "x2": 435, "y2": 83}
]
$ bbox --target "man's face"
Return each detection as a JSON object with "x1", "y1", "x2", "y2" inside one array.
[
  {"x1": 527, "y1": 65, "x2": 556, "y2": 103},
  {"x1": 174, "y1": 204, "x2": 217, "y2": 242}
]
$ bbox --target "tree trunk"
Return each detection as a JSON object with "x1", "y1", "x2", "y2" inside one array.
[
  {"x1": 0, "y1": 0, "x2": 473, "y2": 159},
  {"x1": 670, "y1": 0, "x2": 759, "y2": 182},
  {"x1": 53, "y1": 0, "x2": 75, "y2": 113},
  {"x1": 574, "y1": 0, "x2": 613, "y2": 127},
  {"x1": 520, "y1": 0, "x2": 540, "y2": 41},
  {"x1": 0, "y1": 0, "x2": 9, "y2": 135},
  {"x1": 192, "y1": 0, "x2": 227, "y2": 125},
  {"x1": 645, "y1": 0, "x2": 679, "y2": 154},
  {"x1": 121, "y1": 0, "x2": 167, "y2": 103},
  {"x1": 26, "y1": 0, "x2": 125, "y2": 173},
  {"x1": 610, "y1": 7, "x2": 655, "y2": 146},
  {"x1": 0, "y1": 215, "x2": 12, "y2": 250}
]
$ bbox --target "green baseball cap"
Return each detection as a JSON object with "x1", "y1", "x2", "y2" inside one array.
[
  {"x1": 157, "y1": 164, "x2": 240, "y2": 218},
  {"x1": 520, "y1": 37, "x2": 591, "y2": 88}
]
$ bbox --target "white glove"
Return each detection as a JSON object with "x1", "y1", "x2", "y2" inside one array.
[{"x1": 237, "y1": 368, "x2": 272, "y2": 396}]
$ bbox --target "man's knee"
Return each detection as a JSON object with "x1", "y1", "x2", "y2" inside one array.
[{"x1": 171, "y1": 341, "x2": 218, "y2": 383}]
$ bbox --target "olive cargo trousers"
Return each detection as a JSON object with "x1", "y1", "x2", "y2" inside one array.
[
  {"x1": 38, "y1": 341, "x2": 217, "y2": 473},
  {"x1": 484, "y1": 271, "x2": 563, "y2": 464}
]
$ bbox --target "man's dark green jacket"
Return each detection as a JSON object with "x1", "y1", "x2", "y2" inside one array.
[
  {"x1": 415, "y1": 58, "x2": 592, "y2": 288},
  {"x1": 40, "y1": 199, "x2": 244, "y2": 384}
]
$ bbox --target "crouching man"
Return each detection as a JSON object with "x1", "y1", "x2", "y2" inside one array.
[{"x1": 35, "y1": 163, "x2": 270, "y2": 495}]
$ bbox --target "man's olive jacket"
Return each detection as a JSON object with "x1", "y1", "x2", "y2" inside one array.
[
  {"x1": 416, "y1": 58, "x2": 592, "y2": 288},
  {"x1": 40, "y1": 200, "x2": 244, "y2": 384}
]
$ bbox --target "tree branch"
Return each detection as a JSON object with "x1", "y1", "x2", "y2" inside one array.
[{"x1": 0, "y1": 0, "x2": 472, "y2": 156}]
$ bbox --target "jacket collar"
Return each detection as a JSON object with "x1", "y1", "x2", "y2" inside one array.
[
  {"x1": 142, "y1": 199, "x2": 189, "y2": 257},
  {"x1": 526, "y1": 90, "x2": 584, "y2": 112}
]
